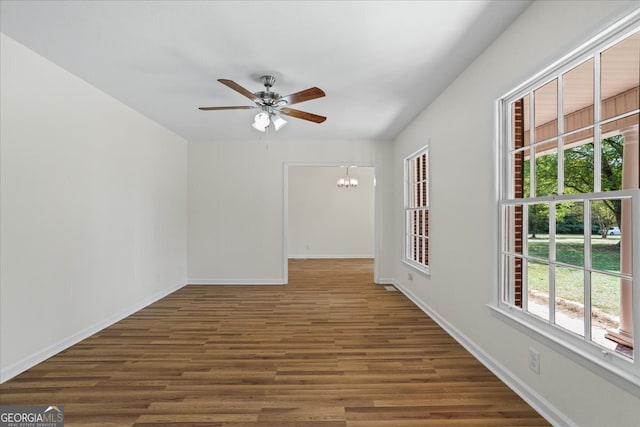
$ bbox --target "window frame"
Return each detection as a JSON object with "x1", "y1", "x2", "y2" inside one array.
[
  {"x1": 494, "y1": 11, "x2": 640, "y2": 391},
  {"x1": 404, "y1": 145, "x2": 430, "y2": 274}
]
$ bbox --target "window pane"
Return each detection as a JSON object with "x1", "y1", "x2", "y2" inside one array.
[
  {"x1": 591, "y1": 272, "x2": 630, "y2": 358},
  {"x1": 511, "y1": 97, "x2": 529, "y2": 150},
  {"x1": 528, "y1": 203, "x2": 549, "y2": 259},
  {"x1": 555, "y1": 265, "x2": 585, "y2": 336},
  {"x1": 412, "y1": 210, "x2": 418, "y2": 235},
  {"x1": 415, "y1": 236, "x2": 426, "y2": 264},
  {"x1": 535, "y1": 140, "x2": 557, "y2": 196},
  {"x1": 410, "y1": 159, "x2": 417, "y2": 207},
  {"x1": 556, "y1": 202, "x2": 584, "y2": 267},
  {"x1": 406, "y1": 210, "x2": 416, "y2": 261},
  {"x1": 563, "y1": 58, "x2": 594, "y2": 133},
  {"x1": 591, "y1": 271, "x2": 621, "y2": 320},
  {"x1": 527, "y1": 260, "x2": 549, "y2": 321},
  {"x1": 409, "y1": 234, "x2": 417, "y2": 261},
  {"x1": 503, "y1": 254, "x2": 524, "y2": 307},
  {"x1": 423, "y1": 209, "x2": 429, "y2": 237},
  {"x1": 409, "y1": 159, "x2": 416, "y2": 189},
  {"x1": 601, "y1": 114, "x2": 639, "y2": 195},
  {"x1": 422, "y1": 153, "x2": 428, "y2": 179},
  {"x1": 511, "y1": 149, "x2": 530, "y2": 199},
  {"x1": 601, "y1": 114, "x2": 640, "y2": 138},
  {"x1": 564, "y1": 131, "x2": 594, "y2": 194},
  {"x1": 622, "y1": 115, "x2": 639, "y2": 194},
  {"x1": 503, "y1": 204, "x2": 524, "y2": 255},
  {"x1": 415, "y1": 156, "x2": 422, "y2": 206},
  {"x1": 591, "y1": 199, "x2": 627, "y2": 274},
  {"x1": 504, "y1": 202, "x2": 525, "y2": 309},
  {"x1": 619, "y1": 197, "x2": 633, "y2": 277},
  {"x1": 422, "y1": 237, "x2": 429, "y2": 265},
  {"x1": 421, "y1": 178, "x2": 428, "y2": 208},
  {"x1": 600, "y1": 31, "x2": 639, "y2": 121},
  {"x1": 600, "y1": 134, "x2": 624, "y2": 192},
  {"x1": 535, "y1": 79, "x2": 558, "y2": 142},
  {"x1": 409, "y1": 183, "x2": 415, "y2": 208}
]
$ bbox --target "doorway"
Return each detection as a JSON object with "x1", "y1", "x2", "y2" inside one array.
[{"x1": 283, "y1": 163, "x2": 379, "y2": 283}]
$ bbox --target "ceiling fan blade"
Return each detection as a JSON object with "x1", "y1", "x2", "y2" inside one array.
[
  {"x1": 279, "y1": 107, "x2": 326, "y2": 123},
  {"x1": 278, "y1": 87, "x2": 325, "y2": 106},
  {"x1": 218, "y1": 79, "x2": 260, "y2": 102},
  {"x1": 198, "y1": 106, "x2": 257, "y2": 111}
]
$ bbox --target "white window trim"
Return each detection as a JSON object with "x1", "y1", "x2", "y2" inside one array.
[
  {"x1": 493, "y1": 10, "x2": 640, "y2": 394},
  {"x1": 404, "y1": 145, "x2": 430, "y2": 275}
]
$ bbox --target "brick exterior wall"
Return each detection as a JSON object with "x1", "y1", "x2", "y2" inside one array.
[{"x1": 513, "y1": 99, "x2": 524, "y2": 307}]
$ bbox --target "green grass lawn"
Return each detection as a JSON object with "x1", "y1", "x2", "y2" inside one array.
[{"x1": 527, "y1": 234, "x2": 622, "y2": 316}]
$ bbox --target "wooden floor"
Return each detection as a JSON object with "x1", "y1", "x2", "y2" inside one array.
[{"x1": 0, "y1": 259, "x2": 549, "y2": 426}]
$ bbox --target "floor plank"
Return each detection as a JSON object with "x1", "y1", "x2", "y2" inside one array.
[{"x1": 0, "y1": 259, "x2": 549, "y2": 426}]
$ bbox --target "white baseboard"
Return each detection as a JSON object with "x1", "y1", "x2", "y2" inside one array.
[
  {"x1": 288, "y1": 254, "x2": 374, "y2": 259},
  {"x1": 188, "y1": 278, "x2": 286, "y2": 285},
  {"x1": 390, "y1": 279, "x2": 574, "y2": 427},
  {"x1": 0, "y1": 280, "x2": 187, "y2": 384}
]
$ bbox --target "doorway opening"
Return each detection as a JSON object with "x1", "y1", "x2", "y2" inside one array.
[{"x1": 283, "y1": 163, "x2": 379, "y2": 283}]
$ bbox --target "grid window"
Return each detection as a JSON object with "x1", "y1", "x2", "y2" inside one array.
[
  {"x1": 498, "y1": 19, "x2": 639, "y2": 384},
  {"x1": 405, "y1": 146, "x2": 430, "y2": 272}
]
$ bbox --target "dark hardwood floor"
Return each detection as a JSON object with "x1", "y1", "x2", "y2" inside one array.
[{"x1": 0, "y1": 259, "x2": 549, "y2": 426}]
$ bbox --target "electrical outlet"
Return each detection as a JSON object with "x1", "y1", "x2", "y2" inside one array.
[
  {"x1": 408, "y1": 272, "x2": 413, "y2": 281},
  {"x1": 528, "y1": 347, "x2": 540, "y2": 374}
]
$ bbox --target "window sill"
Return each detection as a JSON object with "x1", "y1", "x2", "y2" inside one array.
[
  {"x1": 488, "y1": 304, "x2": 640, "y2": 397},
  {"x1": 402, "y1": 259, "x2": 431, "y2": 277}
]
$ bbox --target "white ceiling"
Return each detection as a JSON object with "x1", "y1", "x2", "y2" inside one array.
[{"x1": 0, "y1": 0, "x2": 531, "y2": 142}]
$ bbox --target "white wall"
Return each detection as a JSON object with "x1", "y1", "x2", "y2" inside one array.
[
  {"x1": 288, "y1": 166, "x2": 374, "y2": 258},
  {"x1": 390, "y1": 1, "x2": 639, "y2": 426},
  {"x1": 0, "y1": 34, "x2": 188, "y2": 381},
  {"x1": 187, "y1": 139, "x2": 392, "y2": 283}
]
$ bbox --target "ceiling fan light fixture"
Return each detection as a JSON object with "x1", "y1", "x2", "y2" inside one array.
[
  {"x1": 271, "y1": 113, "x2": 287, "y2": 131},
  {"x1": 252, "y1": 122, "x2": 267, "y2": 132},
  {"x1": 252, "y1": 112, "x2": 270, "y2": 132}
]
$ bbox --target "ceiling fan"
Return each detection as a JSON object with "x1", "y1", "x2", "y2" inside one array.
[{"x1": 199, "y1": 75, "x2": 326, "y2": 132}]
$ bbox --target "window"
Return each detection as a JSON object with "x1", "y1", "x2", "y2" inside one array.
[
  {"x1": 498, "y1": 16, "x2": 639, "y2": 385},
  {"x1": 405, "y1": 146, "x2": 430, "y2": 272}
]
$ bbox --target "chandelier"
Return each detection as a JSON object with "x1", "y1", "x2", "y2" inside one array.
[{"x1": 337, "y1": 167, "x2": 358, "y2": 188}]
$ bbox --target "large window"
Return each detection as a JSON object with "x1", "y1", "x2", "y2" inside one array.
[
  {"x1": 498, "y1": 17, "x2": 639, "y2": 385},
  {"x1": 405, "y1": 146, "x2": 430, "y2": 272}
]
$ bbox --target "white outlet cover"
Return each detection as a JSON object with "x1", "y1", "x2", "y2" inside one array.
[{"x1": 528, "y1": 347, "x2": 540, "y2": 374}]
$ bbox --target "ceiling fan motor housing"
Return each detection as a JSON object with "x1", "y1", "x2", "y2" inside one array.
[
  {"x1": 254, "y1": 91, "x2": 281, "y2": 106},
  {"x1": 254, "y1": 75, "x2": 283, "y2": 106}
]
